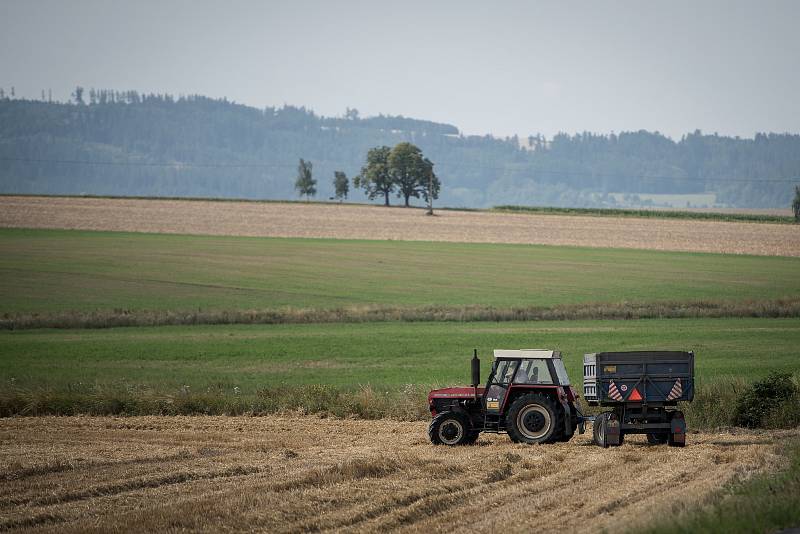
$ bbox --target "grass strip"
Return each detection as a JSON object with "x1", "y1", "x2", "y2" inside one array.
[
  {"x1": 0, "y1": 384, "x2": 432, "y2": 421},
  {"x1": 639, "y1": 439, "x2": 800, "y2": 534},
  {"x1": 493, "y1": 205, "x2": 795, "y2": 224},
  {"x1": 2, "y1": 377, "x2": 798, "y2": 430},
  {"x1": 3, "y1": 298, "x2": 799, "y2": 330}
]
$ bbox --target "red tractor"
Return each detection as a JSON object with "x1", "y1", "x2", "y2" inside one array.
[{"x1": 428, "y1": 349, "x2": 585, "y2": 445}]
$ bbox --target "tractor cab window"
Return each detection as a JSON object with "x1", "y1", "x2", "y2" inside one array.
[
  {"x1": 514, "y1": 359, "x2": 554, "y2": 384},
  {"x1": 491, "y1": 359, "x2": 518, "y2": 385},
  {"x1": 552, "y1": 359, "x2": 570, "y2": 385},
  {"x1": 485, "y1": 359, "x2": 518, "y2": 413}
]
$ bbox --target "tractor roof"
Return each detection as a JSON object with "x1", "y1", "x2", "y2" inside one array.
[{"x1": 493, "y1": 349, "x2": 562, "y2": 359}]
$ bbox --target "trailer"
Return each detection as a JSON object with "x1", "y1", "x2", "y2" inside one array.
[{"x1": 583, "y1": 351, "x2": 694, "y2": 447}]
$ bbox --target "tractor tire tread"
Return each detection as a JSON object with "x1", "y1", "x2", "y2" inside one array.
[
  {"x1": 505, "y1": 393, "x2": 561, "y2": 445},
  {"x1": 428, "y1": 412, "x2": 475, "y2": 446}
]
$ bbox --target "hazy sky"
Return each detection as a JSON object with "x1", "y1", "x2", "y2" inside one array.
[{"x1": 2, "y1": 0, "x2": 798, "y2": 139}]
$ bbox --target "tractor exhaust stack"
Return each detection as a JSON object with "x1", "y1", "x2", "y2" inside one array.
[{"x1": 471, "y1": 349, "x2": 480, "y2": 398}]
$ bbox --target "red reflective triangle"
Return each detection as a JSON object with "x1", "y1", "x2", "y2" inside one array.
[{"x1": 628, "y1": 387, "x2": 643, "y2": 401}]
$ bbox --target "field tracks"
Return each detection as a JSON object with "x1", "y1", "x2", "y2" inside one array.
[{"x1": 0, "y1": 416, "x2": 793, "y2": 533}]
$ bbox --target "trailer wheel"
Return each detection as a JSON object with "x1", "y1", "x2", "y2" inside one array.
[
  {"x1": 668, "y1": 432, "x2": 686, "y2": 447},
  {"x1": 647, "y1": 433, "x2": 668, "y2": 445},
  {"x1": 593, "y1": 412, "x2": 609, "y2": 447},
  {"x1": 592, "y1": 412, "x2": 620, "y2": 447},
  {"x1": 668, "y1": 411, "x2": 686, "y2": 447},
  {"x1": 428, "y1": 412, "x2": 474, "y2": 446},
  {"x1": 506, "y1": 394, "x2": 559, "y2": 444}
]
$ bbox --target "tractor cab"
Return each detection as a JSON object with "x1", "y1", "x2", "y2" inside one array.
[
  {"x1": 428, "y1": 349, "x2": 584, "y2": 446},
  {"x1": 484, "y1": 349, "x2": 570, "y2": 412}
]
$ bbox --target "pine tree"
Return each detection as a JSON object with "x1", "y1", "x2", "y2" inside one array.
[{"x1": 72, "y1": 86, "x2": 84, "y2": 105}]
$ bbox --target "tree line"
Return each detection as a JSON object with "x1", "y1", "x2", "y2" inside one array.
[
  {"x1": 295, "y1": 142, "x2": 441, "y2": 209},
  {"x1": 0, "y1": 88, "x2": 798, "y2": 208}
]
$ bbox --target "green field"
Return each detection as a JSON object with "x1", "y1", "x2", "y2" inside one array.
[
  {"x1": 3, "y1": 318, "x2": 798, "y2": 392},
  {"x1": 1, "y1": 227, "x2": 798, "y2": 423},
  {"x1": 493, "y1": 204, "x2": 795, "y2": 224},
  {"x1": 643, "y1": 439, "x2": 800, "y2": 534},
  {"x1": 1, "y1": 228, "x2": 798, "y2": 314}
]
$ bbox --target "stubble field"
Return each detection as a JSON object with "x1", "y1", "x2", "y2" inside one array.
[
  {"x1": 2, "y1": 195, "x2": 799, "y2": 256},
  {"x1": 1, "y1": 195, "x2": 799, "y2": 532},
  {"x1": 1, "y1": 416, "x2": 794, "y2": 533}
]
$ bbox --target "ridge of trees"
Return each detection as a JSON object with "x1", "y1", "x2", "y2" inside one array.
[{"x1": 0, "y1": 88, "x2": 798, "y2": 208}]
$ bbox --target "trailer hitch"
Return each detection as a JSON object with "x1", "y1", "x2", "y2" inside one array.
[{"x1": 575, "y1": 406, "x2": 589, "y2": 435}]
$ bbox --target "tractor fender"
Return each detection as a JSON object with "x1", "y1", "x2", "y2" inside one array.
[
  {"x1": 445, "y1": 400, "x2": 482, "y2": 430},
  {"x1": 559, "y1": 399, "x2": 574, "y2": 437}
]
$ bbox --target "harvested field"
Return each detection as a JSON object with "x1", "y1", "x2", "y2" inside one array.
[
  {"x1": 1, "y1": 196, "x2": 799, "y2": 256},
  {"x1": 0, "y1": 416, "x2": 793, "y2": 533}
]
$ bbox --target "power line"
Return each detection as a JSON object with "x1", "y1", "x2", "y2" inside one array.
[{"x1": 1, "y1": 156, "x2": 797, "y2": 184}]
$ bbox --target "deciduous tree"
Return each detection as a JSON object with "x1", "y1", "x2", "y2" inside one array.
[
  {"x1": 388, "y1": 142, "x2": 440, "y2": 208},
  {"x1": 793, "y1": 185, "x2": 800, "y2": 222},
  {"x1": 294, "y1": 158, "x2": 316, "y2": 200},
  {"x1": 333, "y1": 171, "x2": 349, "y2": 201},
  {"x1": 354, "y1": 146, "x2": 393, "y2": 206}
]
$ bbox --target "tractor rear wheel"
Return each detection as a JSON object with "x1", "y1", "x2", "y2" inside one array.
[
  {"x1": 428, "y1": 412, "x2": 475, "y2": 446},
  {"x1": 506, "y1": 394, "x2": 560, "y2": 444}
]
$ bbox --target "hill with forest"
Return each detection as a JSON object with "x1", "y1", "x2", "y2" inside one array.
[{"x1": 0, "y1": 90, "x2": 798, "y2": 208}]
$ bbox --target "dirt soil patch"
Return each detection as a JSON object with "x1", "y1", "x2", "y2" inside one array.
[
  {"x1": 1, "y1": 196, "x2": 798, "y2": 256},
  {"x1": 0, "y1": 416, "x2": 793, "y2": 533}
]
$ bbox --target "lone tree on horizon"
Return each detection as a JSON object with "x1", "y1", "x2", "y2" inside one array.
[
  {"x1": 294, "y1": 158, "x2": 316, "y2": 201},
  {"x1": 354, "y1": 143, "x2": 441, "y2": 208},
  {"x1": 388, "y1": 142, "x2": 440, "y2": 208},
  {"x1": 333, "y1": 171, "x2": 349, "y2": 201},
  {"x1": 354, "y1": 146, "x2": 394, "y2": 206}
]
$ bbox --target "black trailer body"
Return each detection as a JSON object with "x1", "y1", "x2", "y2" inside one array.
[{"x1": 583, "y1": 351, "x2": 694, "y2": 447}]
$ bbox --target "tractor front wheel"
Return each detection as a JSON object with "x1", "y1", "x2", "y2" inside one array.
[
  {"x1": 506, "y1": 394, "x2": 560, "y2": 444},
  {"x1": 647, "y1": 432, "x2": 669, "y2": 445},
  {"x1": 428, "y1": 412, "x2": 475, "y2": 446}
]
